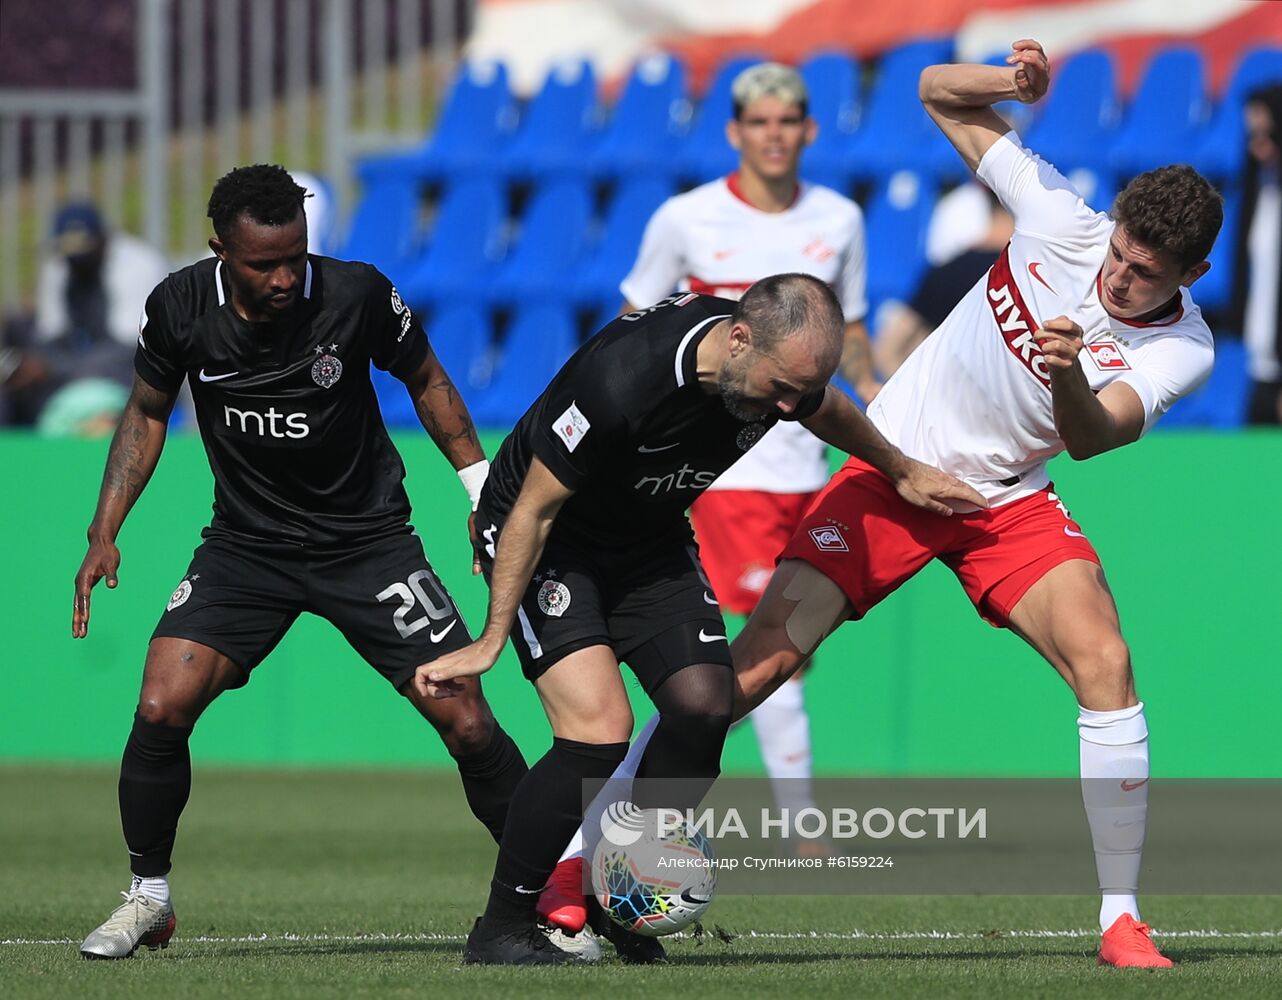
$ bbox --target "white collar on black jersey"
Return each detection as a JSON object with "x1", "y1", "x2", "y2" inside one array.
[
  {"x1": 674, "y1": 314, "x2": 730, "y2": 388},
  {"x1": 214, "y1": 259, "x2": 314, "y2": 307}
]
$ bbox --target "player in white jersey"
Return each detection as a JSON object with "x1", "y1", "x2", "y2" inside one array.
[
  {"x1": 623, "y1": 64, "x2": 873, "y2": 856},
  {"x1": 622, "y1": 62, "x2": 877, "y2": 858},
  {"x1": 553, "y1": 39, "x2": 1224, "y2": 969}
]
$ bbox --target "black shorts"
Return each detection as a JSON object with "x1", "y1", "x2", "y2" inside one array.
[
  {"x1": 152, "y1": 528, "x2": 472, "y2": 690},
  {"x1": 473, "y1": 511, "x2": 732, "y2": 693}
]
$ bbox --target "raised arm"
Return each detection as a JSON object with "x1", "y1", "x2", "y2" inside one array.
[
  {"x1": 801, "y1": 386, "x2": 986, "y2": 515},
  {"x1": 414, "y1": 457, "x2": 574, "y2": 694},
  {"x1": 919, "y1": 39, "x2": 1050, "y2": 174},
  {"x1": 72, "y1": 375, "x2": 179, "y2": 637}
]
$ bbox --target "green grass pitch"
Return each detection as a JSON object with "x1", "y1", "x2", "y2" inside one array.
[{"x1": 3, "y1": 766, "x2": 1280, "y2": 999}]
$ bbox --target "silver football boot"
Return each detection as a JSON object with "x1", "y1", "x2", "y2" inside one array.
[{"x1": 80, "y1": 886, "x2": 176, "y2": 959}]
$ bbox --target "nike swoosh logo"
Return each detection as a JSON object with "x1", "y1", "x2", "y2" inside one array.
[
  {"x1": 703, "y1": 591, "x2": 719, "y2": 606},
  {"x1": 698, "y1": 630, "x2": 726, "y2": 643},
  {"x1": 680, "y1": 890, "x2": 713, "y2": 904},
  {"x1": 429, "y1": 620, "x2": 458, "y2": 643},
  {"x1": 198, "y1": 368, "x2": 239, "y2": 382},
  {"x1": 513, "y1": 884, "x2": 545, "y2": 895},
  {"x1": 1120, "y1": 778, "x2": 1149, "y2": 792},
  {"x1": 638, "y1": 442, "x2": 681, "y2": 453},
  {"x1": 1028, "y1": 261, "x2": 1056, "y2": 294},
  {"x1": 1064, "y1": 526, "x2": 1087, "y2": 538}
]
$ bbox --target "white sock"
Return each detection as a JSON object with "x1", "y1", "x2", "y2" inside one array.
[
  {"x1": 749, "y1": 676, "x2": 817, "y2": 826},
  {"x1": 1078, "y1": 702, "x2": 1148, "y2": 932},
  {"x1": 130, "y1": 873, "x2": 170, "y2": 907},
  {"x1": 556, "y1": 714, "x2": 661, "y2": 865}
]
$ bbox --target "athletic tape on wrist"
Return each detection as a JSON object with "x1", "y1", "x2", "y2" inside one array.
[{"x1": 457, "y1": 460, "x2": 489, "y2": 511}]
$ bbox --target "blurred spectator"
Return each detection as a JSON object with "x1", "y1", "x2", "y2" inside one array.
[
  {"x1": 36, "y1": 377, "x2": 129, "y2": 438},
  {"x1": 1, "y1": 203, "x2": 169, "y2": 427},
  {"x1": 36, "y1": 202, "x2": 170, "y2": 350},
  {"x1": 874, "y1": 185, "x2": 1013, "y2": 379},
  {"x1": 1234, "y1": 84, "x2": 1282, "y2": 425}
]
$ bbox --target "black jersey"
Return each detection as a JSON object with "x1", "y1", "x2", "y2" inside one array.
[
  {"x1": 135, "y1": 256, "x2": 428, "y2": 544},
  {"x1": 481, "y1": 293, "x2": 825, "y2": 551}
]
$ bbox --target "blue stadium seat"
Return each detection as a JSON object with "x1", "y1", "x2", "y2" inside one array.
[
  {"x1": 585, "y1": 53, "x2": 690, "y2": 182},
  {"x1": 1109, "y1": 47, "x2": 1209, "y2": 179},
  {"x1": 800, "y1": 51, "x2": 861, "y2": 192},
  {"x1": 863, "y1": 171, "x2": 937, "y2": 315},
  {"x1": 675, "y1": 54, "x2": 766, "y2": 184},
  {"x1": 334, "y1": 179, "x2": 422, "y2": 288},
  {"x1": 499, "y1": 59, "x2": 601, "y2": 183},
  {"x1": 1193, "y1": 46, "x2": 1282, "y2": 181},
  {"x1": 399, "y1": 179, "x2": 507, "y2": 308},
  {"x1": 487, "y1": 179, "x2": 594, "y2": 307},
  {"x1": 1190, "y1": 185, "x2": 1240, "y2": 317},
  {"x1": 845, "y1": 37, "x2": 954, "y2": 183},
  {"x1": 570, "y1": 177, "x2": 675, "y2": 312},
  {"x1": 471, "y1": 305, "x2": 578, "y2": 425},
  {"x1": 1022, "y1": 50, "x2": 1120, "y2": 202},
  {"x1": 357, "y1": 60, "x2": 516, "y2": 185},
  {"x1": 1157, "y1": 336, "x2": 1247, "y2": 429},
  {"x1": 429, "y1": 303, "x2": 498, "y2": 400},
  {"x1": 371, "y1": 305, "x2": 497, "y2": 428}
]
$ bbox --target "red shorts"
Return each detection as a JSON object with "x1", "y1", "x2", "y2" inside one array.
[
  {"x1": 780, "y1": 459, "x2": 1101, "y2": 628},
  {"x1": 690, "y1": 489, "x2": 819, "y2": 614}
]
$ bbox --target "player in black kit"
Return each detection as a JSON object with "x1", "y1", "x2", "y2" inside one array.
[
  {"x1": 417, "y1": 275, "x2": 984, "y2": 964},
  {"x1": 73, "y1": 165, "x2": 526, "y2": 960}
]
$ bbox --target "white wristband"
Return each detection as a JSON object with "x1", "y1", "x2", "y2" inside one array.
[{"x1": 457, "y1": 459, "x2": 490, "y2": 511}]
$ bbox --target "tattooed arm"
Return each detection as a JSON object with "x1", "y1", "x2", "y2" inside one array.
[
  {"x1": 401, "y1": 347, "x2": 487, "y2": 574},
  {"x1": 401, "y1": 348, "x2": 485, "y2": 471},
  {"x1": 72, "y1": 375, "x2": 179, "y2": 637}
]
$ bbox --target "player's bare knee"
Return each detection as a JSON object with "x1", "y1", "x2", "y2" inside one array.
[
  {"x1": 135, "y1": 691, "x2": 199, "y2": 728},
  {"x1": 439, "y1": 709, "x2": 495, "y2": 756},
  {"x1": 1069, "y1": 636, "x2": 1135, "y2": 709}
]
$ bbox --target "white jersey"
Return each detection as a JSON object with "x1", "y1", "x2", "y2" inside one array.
[
  {"x1": 869, "y1": 131, "x2": 1214, "y2": 509},
  {"x1": 621, "y1": 174, "x2": 867, "y2": 494}
]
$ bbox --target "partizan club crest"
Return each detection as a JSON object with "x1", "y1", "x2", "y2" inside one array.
[
  {"x1": 536, "y1": 573, "x2": 572, "y2": 617},
  {"x1": 311, "y1": 343, "x2": 343, "y2": 388}
]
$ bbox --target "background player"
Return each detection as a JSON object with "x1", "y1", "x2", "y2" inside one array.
[
  {"x1": 618, "y1": 61, "x2": 872, "y2": 870},
  {"x1": 418, "y1": 275, "x2": 983, "y2": 965},
  {"x1": 73, "y1": 165, "x2": 526, "y2": 959}
]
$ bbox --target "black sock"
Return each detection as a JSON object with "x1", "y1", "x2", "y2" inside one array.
[
  {"x1": 634, "y1": 663, "x2": 733, "y2": 812},
  {"x1": 482, "y1": 737, "x2": 628, "y2": 930},
  {"x1": 118, "y1": 712, "x2": 194, "y2": 878},
  {"x1": 451, "y1": 723, "x2": 528, "y2": 844}
]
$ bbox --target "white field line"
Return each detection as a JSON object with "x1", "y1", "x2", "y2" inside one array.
[{"x1": 4, "y1": 928, "x2": 1282, "y2": 947}]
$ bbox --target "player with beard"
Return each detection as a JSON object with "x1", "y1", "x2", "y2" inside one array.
[{"x1": 416, "y1": 273, "x2": 983, "y2": 965}]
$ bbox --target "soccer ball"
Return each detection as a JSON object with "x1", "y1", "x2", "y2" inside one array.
[{"x1": 590, "y1": 806, "x2": 716, "y2": 937}]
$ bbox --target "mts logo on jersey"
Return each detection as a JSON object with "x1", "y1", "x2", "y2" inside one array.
[
  {"x1": 223, "y1": 405, "x2": 310, "y2": 439},
  {"x1": 634, "y1": 463, "x2": 718, "y2": 496},
  {"x1": 1087, "y1": 340, "x2": 1131, "y2": 370},
  {"x1": 987, "y1": 250, "x2": 1050, "y2": 389}
]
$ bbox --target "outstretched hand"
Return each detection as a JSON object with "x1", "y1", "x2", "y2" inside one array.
[
  {"x1": 72, "y1": 539, "x2": 121, "y2": 638},
  {"x1": 1008, "y1": 39, "x2": 1050, "y2": 104},
  {"x1": 413, "y1": 640, "x2": 500, "y2": 699},
  {"x1": 892, "y1": 459, "x2": 989, "y2": 516}
]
